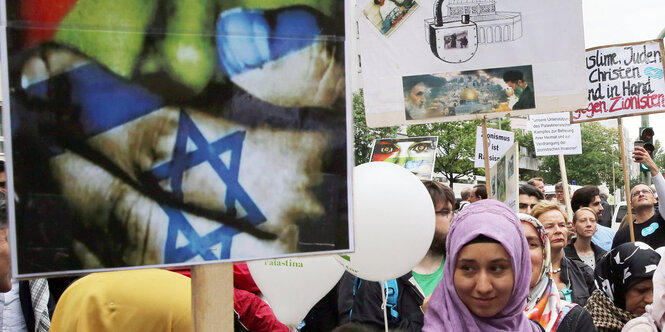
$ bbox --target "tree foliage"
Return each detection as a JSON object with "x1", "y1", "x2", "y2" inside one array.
[
  {"x1": 536, "y1": 122, "x2": 623, "y2": 191},
  {"x1": 407, "y1": 120, "x2": 481, "y2": 187},
  {"x1": 352, "y1": 90, "x2": 399, "y2": 165}
]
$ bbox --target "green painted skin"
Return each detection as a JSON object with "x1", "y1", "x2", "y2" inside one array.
[
  {"x1": 55, "y1": 0, "x2": 159, "y2": 78},
  {"x1": 160, "y1": 0, "x2": 216, "y2": 94},
  {"x1": 54, "y1": 0, "x2": 337, "y2": 94}
]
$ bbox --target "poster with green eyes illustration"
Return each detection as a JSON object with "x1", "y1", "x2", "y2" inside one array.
[{"x1": 370, "y1": 136, "x2": 438, "y2": 180}]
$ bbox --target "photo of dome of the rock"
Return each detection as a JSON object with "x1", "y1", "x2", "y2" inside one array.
[{"x1": 402, "y1": 64, "x2": 534, "y2": 121}]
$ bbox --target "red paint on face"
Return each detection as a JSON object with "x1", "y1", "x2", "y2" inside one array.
[{"x1": 371, "y1": 142, "x2": 399, "y2": 161}]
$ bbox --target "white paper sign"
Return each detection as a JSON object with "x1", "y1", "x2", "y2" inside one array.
[
  {"x1": 573, "y1": 39, "x2": 665, "y2": 122},
  {"x1": 474, "y1": 127, "x2": 514, "y2": 168},
  {"x1": 359, "y1": 0, "x2": 588, "y2": 127},
  {"x1": 529, "y1": 113, "x2": 582, "y2": 156}
]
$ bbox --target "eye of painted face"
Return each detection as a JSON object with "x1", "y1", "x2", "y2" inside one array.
[
  {"x1": 373, "y1": 142, "x2": 399, "y2": 156},
  {"x1": 409, "y1": 142, "x2": 432, "y2": 154}
]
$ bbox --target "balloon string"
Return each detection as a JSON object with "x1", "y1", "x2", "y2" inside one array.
[{"x1": 381, "y1": 280, "x2": 389, "y2": 332}]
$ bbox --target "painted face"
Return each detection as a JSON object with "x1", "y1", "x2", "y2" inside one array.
[
  {"x1": 518, "y1": 195, "x2": 539, "y2": 215},
  {"x1": 521, "y1": 222, "x2": 543, "y2": 290},
  {"x1": 454, "y1": 242, "x2": 514, "y2": 318},
  {"x1": 625, "y1": 279, "x2": 654, "y2": 316},
  {"x1": 371, "y1": 139, "x2": 435, "y2": 176},
  {"x1": 631, "y1": 184, "x2": 656, "y2": 210},
  {"x1": 574, "y1": 209, "x2": 597, "y2": 239},
  {"x1": 588, "y1": 195, "x2": 604, "y2": 219},
  {"x1": 409, "y1": 83, "x2": 427, "y2": 107},
  {"x1": 539, "y1": 209, "x2": 568, "y2": 251},
  {"x1": 0, "y1": 228, "x2": 11, "y2": 292}
]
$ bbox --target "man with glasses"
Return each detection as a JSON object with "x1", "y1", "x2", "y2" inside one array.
[{"x1": 612, "y1": 145, "x2": 665, "y2": 249}]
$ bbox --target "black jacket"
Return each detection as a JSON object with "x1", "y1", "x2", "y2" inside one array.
[
  {"x1": 556, "y1": 305, "x2": 597, "y2": 332},
  {"x1": 560, "y1": 256, "x2": 595, "y2": 306},
  {"x1": 337, "y1": 272, "x2": 425, "y2": 332},
  {"x1": 564, "y1": 240, "x2": 607, "y2": 269}
]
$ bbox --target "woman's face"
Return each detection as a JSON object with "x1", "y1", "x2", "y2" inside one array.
[
  {"x1": 521, "y1": 222, "x2": 543, "y2": 290},
  {"x1": 539, "y1": 210, "x2": 568, "y2": 251},
  {"x1": 574, "y1": 210, "x2": 597, "y2": 239},
  {"x1": 454, "y1": 242, "x2": 514, "y2": 318},
  {"x1": 625, "y1": 279, "x2": 654, "y2": 316}
]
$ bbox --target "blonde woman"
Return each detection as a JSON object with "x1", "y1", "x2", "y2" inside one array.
[{"x1": 532, "y1": 201, "x2": 594, "y2": 306}]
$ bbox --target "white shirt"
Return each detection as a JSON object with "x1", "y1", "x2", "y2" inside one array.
[{"x1": 0, "y1": 280, "x2": 27, "y2": 332}]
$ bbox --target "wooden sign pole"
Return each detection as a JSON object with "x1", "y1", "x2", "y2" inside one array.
[
  {"x1": 617, "y1": 118, "x2": 635, "y2": 241},
  {"x1": 192, "y1": 263, "x2": 234, "y2": 331},
  {"x1": 482, "y1": 117, "x2": 492, "y2": 199},
  {"x1": 558, "y1": 154, "x2": 574, "y2": 222}
]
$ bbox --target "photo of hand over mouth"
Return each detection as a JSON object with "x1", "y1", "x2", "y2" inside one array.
[{"x1": 3, "y1": 0, "x2": 349, "y2": 277}]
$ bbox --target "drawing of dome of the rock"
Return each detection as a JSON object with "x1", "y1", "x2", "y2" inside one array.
[
  {"x1": 443, "y1": 0, "x2": 522, "y2": 44},
  {"x1": 455, "y1": 87, "x2": 489, "y2": 114},
  {"x1": 460, "y1": 87, "x2": 479, "y2": 102}
]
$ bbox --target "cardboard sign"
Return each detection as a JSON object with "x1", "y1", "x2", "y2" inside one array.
[
  {"x1": 359, "y1": 0, "x2": 588, "y2": 127},
  {"x1": 1, "y1": 1, "x2": 352, "y2": 277},
  {"x1": 370, "y1": 136, "x2": 439, "y2": 180},
  {"x1": 474, "y1": 127, "x2": 514, "y2": 168},
  {"x1": 573, "y1": 39, "x2": 665, "y2": 122},
  {"x1": 529, "y1": 113, "x2": 582, "y2": 156},
  {"x1": 489, "y1": 143, "x2": 519, "y2": 211}
]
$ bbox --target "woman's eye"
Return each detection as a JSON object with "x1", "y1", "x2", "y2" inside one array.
[
  {"x1": 490, "y1": 265, "x2": 507, "y2": 273},
  {"x1": 459, "y1": 265, "x2": 475, "y2": 273}
]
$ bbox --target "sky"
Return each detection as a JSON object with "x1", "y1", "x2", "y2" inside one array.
[{"x1": 583, "y1": 0, "x2": 665, "y2": 143}]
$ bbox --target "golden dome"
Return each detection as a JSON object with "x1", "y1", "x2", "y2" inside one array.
[{"x1": 460, "y1": 88, "x2": 479, "y2": 100}]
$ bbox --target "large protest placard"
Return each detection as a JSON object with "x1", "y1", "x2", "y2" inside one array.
[
  {"x1": 1, "y1": 1, "x2": 352, "y2": 277},
  {"x1": 529, "y1": 113, "x2": 582, "y2": 156},
  {"x1": 573, "y1": 39, "x2": 665, "y2": 122},
  {"x1": 489, "y1": 143, "x2": 519, "y2": 211},
  {"x1": 474, "y1": 127, "x2": 514, "y2": 168},
  {"x1": 358, "y1": 0, "x2": 587, "y2": 127},
  {"x1": 370, "y1": 136, "x2": 438, "y2": 180}
]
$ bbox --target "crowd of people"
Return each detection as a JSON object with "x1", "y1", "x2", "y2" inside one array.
[
  {"x1": 327, "y1": 145, "x2": 665, "y2": 331},
  {"x1": 1, "y1": 147, "x2": 665, "y2": 331}
]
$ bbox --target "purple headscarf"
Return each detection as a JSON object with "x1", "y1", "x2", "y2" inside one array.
[{"x1": 423, "y1": 200, "x2": 539, "y2": 332}]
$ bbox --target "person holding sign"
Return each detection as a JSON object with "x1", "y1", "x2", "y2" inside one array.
[
  {"x1": 612, "y1": 146, "x2": 665, "y2": 250},
  {"x1": 502, "y1": 70, "x2": 535, "y2": 110}
]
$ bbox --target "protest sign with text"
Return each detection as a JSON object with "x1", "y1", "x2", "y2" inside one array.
[
  {"x1": 573, "y1": 39, "x2": 665, "y2": 122},
  {"x1": 529, "y1": 113, "x2": 582, "y2": 156},
  {"x1": 474, "y1": 127, "x2": 514, "y2": 168},
  {"x1": 359, "y1": 0, "x2": 588, "y2": 127}
]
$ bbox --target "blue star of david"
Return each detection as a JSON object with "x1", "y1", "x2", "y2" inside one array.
[{"x1": 148, "y1": 111, "x2": 266, "y2": 263}]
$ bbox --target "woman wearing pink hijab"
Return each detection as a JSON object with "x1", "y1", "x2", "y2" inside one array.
[{"x1": 423, "y1": 199, "x2": 542, "y2": 331}]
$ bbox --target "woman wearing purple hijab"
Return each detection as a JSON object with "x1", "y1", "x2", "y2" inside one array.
[{"x1": 423, "y1": 200, "x2": 542, "y2": 332}]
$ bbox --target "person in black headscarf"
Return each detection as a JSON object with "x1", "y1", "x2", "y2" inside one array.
[{"x1": 585, "y1": 242, "x2": 661, "y2": 332}]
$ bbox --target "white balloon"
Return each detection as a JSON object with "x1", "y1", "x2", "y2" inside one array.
[
  {"x1": 247, "y1": 255, "x2": 344, "y2": 328},
  {"x1": 335, "y1": 162, "x2": 435, "y2": 281}
]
